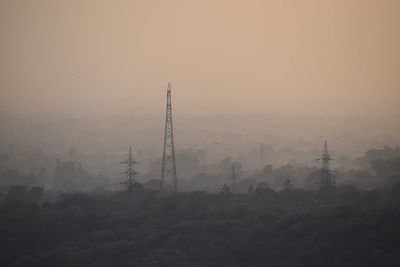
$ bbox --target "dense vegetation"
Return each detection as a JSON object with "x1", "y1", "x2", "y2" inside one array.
[{"x1": 1, "y1": 185, "x2": 400, "y2": 267}]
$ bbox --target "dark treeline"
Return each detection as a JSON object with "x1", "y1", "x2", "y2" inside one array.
[
  {"x1": 1, "y1": 184, "x2": 400, "y2": 267},
  {"x1": 0, "y1": 146, "x2": 399, "y2": 266}
]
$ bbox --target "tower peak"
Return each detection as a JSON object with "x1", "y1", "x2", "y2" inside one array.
[{"x1": 323, "y1": 140, "x2": 328, "y2": 154}]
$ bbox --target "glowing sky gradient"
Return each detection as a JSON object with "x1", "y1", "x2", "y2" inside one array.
[{"x1": 1, "y1": 0, "x2": 399, "y2": 116}]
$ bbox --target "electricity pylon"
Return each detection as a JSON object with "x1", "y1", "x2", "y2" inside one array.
[
  {"x1": 161, "y1": 83, "x2": 178, "y2": 192},
  {"x1": 121, "y1": 146, "x2": 139, "y2": 191},
  {"x1": 318, "y1": 141, "x2": 334, "y2": 191}
]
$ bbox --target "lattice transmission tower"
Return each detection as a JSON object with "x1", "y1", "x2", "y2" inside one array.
[
  {"x1": 318, "y1": 141, "x2": 334, "y2": 191},
  {"x1": 120, "y1": 146, "x2": 139, "y2": 191},
  {"x1": 161, "y1": 83, "x2": 178, "y2": 191}
]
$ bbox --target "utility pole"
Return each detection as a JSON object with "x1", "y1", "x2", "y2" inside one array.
[
  {"x1": 318, "y1": 141, "x2": 334, "y2": 191},
  {"x1": 161, "y1": 83, "x2": 178, "y2": 192},
  {"x1": 121, "y1": 146, "x2": 139, "y2": 191}
]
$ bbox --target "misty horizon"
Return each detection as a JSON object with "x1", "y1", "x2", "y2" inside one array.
[{"x1": 1, "y1": 1, "x2": 400, "y2": 266}]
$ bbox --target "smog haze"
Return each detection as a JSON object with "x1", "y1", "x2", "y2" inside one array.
[{"x1": 1, "y1": 0, "x2": 400, "y2": 117}]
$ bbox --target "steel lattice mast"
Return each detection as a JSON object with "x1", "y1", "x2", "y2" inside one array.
[
  {"x1": 161, "y1": 83, "x2": 178, "y2": 191},
  {"x1": 121, "y1": 146, "x2": 139, "y2": 191},
  {"x1": 319, "y1": 141, "x2": 334, "y2": 191}
]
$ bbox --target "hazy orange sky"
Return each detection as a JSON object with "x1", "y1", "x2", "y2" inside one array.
[{"x1": 1, "y1": 0, "x2": 399, "y2": 117}]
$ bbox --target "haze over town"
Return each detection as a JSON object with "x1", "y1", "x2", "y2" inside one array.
[{"x1": 1, "y1": 1, "x2": 400, "y2": 266}]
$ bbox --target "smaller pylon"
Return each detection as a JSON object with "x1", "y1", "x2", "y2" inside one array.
[
  {"x1": 121, "y1": 146, "x2": 140, "y2": 191},
  {"x1": 318, "y1": 141, "x2": 334, "y2": 191}
]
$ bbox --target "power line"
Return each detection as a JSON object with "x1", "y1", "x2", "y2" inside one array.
[{"x1": 173, "y1": 96, "x2": 353, "y2": 145}]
